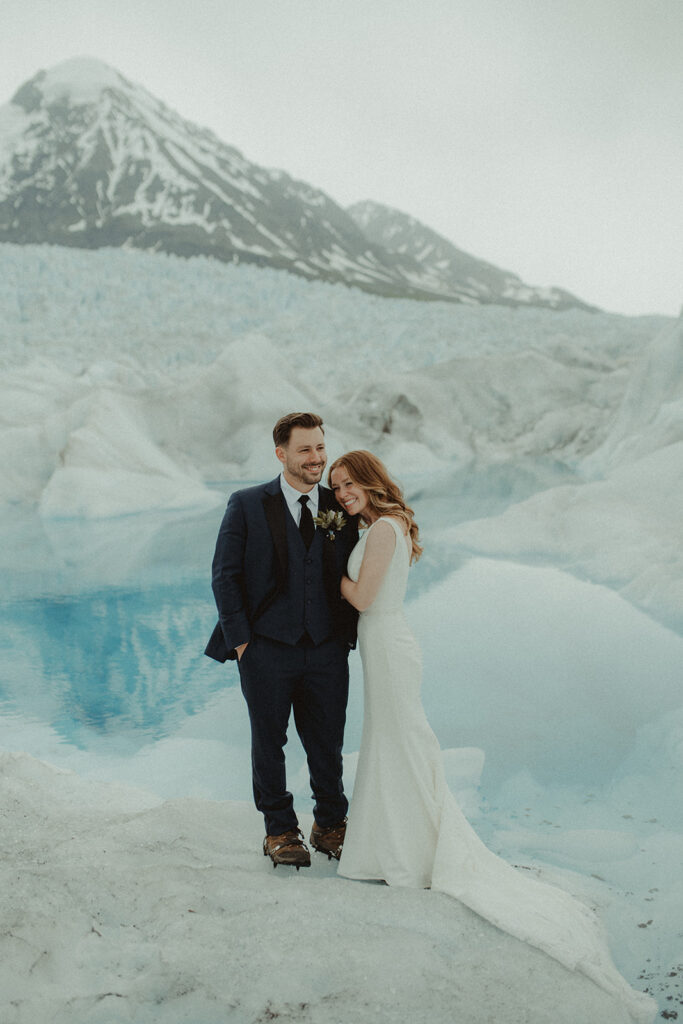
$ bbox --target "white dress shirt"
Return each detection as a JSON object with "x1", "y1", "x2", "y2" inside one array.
[{"x1": 279, "y1": 473, "x2": 320, "y2": 526}]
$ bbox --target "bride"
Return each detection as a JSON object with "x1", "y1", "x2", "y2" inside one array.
[{"x1": 328, "y1": 450, "x2": 655, "y2": 1024}]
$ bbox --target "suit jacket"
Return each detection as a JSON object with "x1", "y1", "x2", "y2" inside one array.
[{"x1": 205, "y1": 476, "x2": 359, "y2": 662}]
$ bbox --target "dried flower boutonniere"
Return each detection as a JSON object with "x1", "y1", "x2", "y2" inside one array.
[{"x1": 313, "y1": 509, "x2": 347, "y2": 540}]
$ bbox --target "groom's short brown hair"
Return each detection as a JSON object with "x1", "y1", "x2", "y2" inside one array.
[{"x1": 273, "y1": 412, "x2": 324, "y2": 447}]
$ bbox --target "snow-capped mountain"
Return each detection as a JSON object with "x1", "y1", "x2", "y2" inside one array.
[
  {"x1": 348, "y1": 200, "x2": 591, "y2": 311},
  {"x1": 0, "y1": 57, "x2": 594, "y2": 310}
]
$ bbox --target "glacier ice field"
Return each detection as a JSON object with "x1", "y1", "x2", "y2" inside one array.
[{"x1": 0, "y1": 243, "x2": 682, "y2": 1007}]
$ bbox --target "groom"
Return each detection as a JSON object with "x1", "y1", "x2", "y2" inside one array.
[{"x1": 205, "y1": 412, "x2": 358, "y2": 868}]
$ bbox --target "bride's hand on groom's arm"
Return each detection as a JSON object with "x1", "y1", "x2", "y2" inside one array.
[{"x1": 341, "y1": 521, "x2": 396, "y2": 611}]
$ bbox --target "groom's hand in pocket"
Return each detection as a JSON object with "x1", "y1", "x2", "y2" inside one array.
[{"x1": 236, "y1": 642, "x2": 249, "y2": 661}]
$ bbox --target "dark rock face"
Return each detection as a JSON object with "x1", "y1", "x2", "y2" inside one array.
[{"x1": 0, "y1": 58, "x2": 595, "y2": 310}]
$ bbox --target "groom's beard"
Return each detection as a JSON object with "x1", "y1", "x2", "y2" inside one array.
[{"x1": 285, "y1": 459, "x2": 326, "y2": 487}]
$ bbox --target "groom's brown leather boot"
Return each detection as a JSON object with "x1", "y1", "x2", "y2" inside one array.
[
  {"x1": 310, "y1": 818, "x2": 347, "y2": 860},
  {"x1": 263, "y1": 828, "x2": 311, "y2": 869}
]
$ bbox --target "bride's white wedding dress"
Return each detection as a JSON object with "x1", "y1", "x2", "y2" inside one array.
[{"x1": 338, "y1": 517, "x2": 655, "y2": 1024}]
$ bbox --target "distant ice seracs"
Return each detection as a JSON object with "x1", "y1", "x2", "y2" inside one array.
[{"x1": 0, "y1": 242, "x2": 679, "y2": 638}]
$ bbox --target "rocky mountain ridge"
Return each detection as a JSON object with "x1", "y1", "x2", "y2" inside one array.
[{"x1": 0, "y1": 57, "x2": 595, "y2": 310}]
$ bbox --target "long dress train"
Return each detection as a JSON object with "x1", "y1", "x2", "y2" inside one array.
[{"x1": 338, "y1": 517, "x2": 655, "y2": 1024}]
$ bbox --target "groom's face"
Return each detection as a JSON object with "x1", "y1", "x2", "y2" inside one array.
[{"x1": 276, "y1": 426, "x2": 327, "y2": 490}]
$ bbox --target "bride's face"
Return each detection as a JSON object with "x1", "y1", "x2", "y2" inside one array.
[{"x1": 330, "y1": 466, "x2": 372, "y2": 519}]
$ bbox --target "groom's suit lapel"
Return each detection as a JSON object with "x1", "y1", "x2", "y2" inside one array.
[
  {"x1": 317, "y1": 485, "x2": 332, "y2": 515},
  {"x1": 317, "y1": 485, "x2": 339, "y2": 610},
  {"x1": 262, "y1": 478, "x2": 288, "y2": 590},
  {"x1": 318, "y1": 486, "x2": 359, "y2": 543},
  {"x1": 318, "y1": 484, "x2": 361, "y2": 609}
]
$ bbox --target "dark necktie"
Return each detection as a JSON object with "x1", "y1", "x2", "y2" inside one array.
[{"x1": 298, "y1": 494, "x2": 315, "y2": 548}]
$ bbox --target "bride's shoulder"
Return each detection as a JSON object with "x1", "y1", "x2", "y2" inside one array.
[
  {"x1": 363, "y1": 517, "x2": 407, "y2": 549},
  {"x1": 362, "y1": 518, "x2": 398, "y2": 558},
  {"x1": 375, "y1": 515, "x2": 409, "y2": 536}
]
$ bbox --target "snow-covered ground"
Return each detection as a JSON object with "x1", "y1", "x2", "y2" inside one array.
[
  {"x1": 1, "y1": 243, "x2": 681, "y2": 1021},
  {"x1": 0, "y1": 752, "x2": 663, "y2": 1024}
]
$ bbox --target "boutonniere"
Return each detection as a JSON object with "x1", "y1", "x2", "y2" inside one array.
[{"x1": 313, "y1": 509, "x2": 347, "y2": 540}]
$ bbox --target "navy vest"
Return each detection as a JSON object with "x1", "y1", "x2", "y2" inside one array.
[{"x1": 253, "y1": 509, "x2": 333, "y2": 645}]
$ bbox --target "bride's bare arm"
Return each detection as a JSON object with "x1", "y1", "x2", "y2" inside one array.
[{"x1": 341, "y1": 519, "x2": 397, "y2": 611}]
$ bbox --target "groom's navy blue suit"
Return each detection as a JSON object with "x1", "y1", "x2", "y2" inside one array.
[{"x1": 205, "y1": 476, "x2": 358, "y2": 835}]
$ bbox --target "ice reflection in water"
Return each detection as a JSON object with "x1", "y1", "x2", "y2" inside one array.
[
  {"x1": 0, "y1": 501, "x2": 235, "y2": 755},
  {"x1": 1, "y1": 584, "x2": 224, "y2": 742}
]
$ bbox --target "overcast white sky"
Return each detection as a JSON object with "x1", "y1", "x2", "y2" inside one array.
[{"x1": 1, "y1": 0, "x2": 681, "y2": 316}]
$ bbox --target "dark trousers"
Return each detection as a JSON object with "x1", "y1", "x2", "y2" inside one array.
[{"x1": 237, "y1": 634, "x2": 350, "y2": 835}]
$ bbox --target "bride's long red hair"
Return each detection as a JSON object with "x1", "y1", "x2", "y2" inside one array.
[{"x1": 328, "y1": 450, "x2": 422, "y2": 563}]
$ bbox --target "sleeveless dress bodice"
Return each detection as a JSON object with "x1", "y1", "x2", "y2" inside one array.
[{"x1": 347, "y1": 515, "x2": 411, "y2": 614}]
